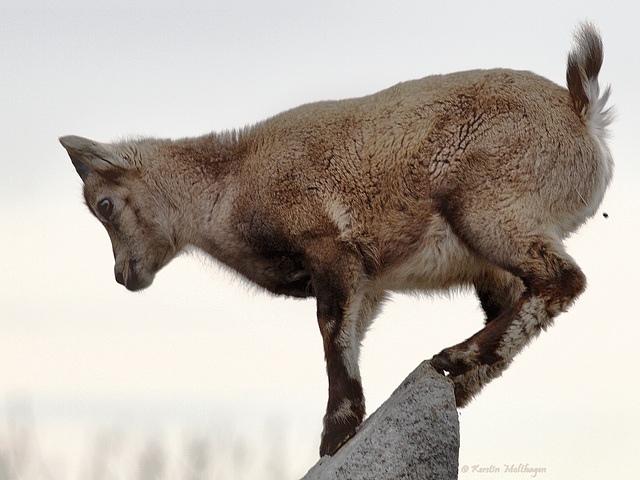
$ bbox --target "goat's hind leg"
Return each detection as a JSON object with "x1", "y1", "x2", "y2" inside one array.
[
  {"x1": 431, "y1": 228, "x2": 585, "y2": 406},
  {"x1": 432, "y1": 271, "x2": 525, "y2": 404}
]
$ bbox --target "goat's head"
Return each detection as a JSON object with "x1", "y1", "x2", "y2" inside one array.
[{"x1": 61, "y1": 135, "x2": 180, "y2": 291}]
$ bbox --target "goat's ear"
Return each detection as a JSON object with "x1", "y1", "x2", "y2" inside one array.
[{"x1": 59, "y1": 135, "x2": 132, "y2": 180}]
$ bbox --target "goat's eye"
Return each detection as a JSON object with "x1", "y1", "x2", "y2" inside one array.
[{"x1": 97, "y1": 198, "x2": 114, "y2": 220}]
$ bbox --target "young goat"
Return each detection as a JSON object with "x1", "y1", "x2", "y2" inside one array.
[{"x1": 61, "y1": 23, "x2": 613, "y2": 456}]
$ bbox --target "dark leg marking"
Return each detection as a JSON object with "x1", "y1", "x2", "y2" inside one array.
[
  {"x1": 433, "y1": 254, "x2": 585, "y2": 407},
  {"x1": 309, "y1": 243, "x2": 367, "y2": 456}
]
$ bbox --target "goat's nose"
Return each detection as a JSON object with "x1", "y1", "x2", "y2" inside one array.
[{"x1": 115, "y1": 270, "x2": 125, "y2": 285}]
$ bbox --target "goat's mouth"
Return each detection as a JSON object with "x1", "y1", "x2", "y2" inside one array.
[{"x1": 115, "y1": 260, "x2": 153, "y2": 291}]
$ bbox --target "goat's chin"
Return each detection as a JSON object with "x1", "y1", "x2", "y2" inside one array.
[
  {"x1": 124, "y1": 279, "x2": 152, "y2": 292},
  {"x1": 122, "y1": 271, "x2": 154, "y2": 292}
]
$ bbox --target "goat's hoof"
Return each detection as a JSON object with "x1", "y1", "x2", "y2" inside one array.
[
  {"x1": 430, "y1": 350, "x2": 474, "y2": 376},
  {"x1": 319, "y1": 423, "x2": 357, "y2": 457},
  {"x1": 430, "y1": 356, "x2": 448, "y2": 375}
]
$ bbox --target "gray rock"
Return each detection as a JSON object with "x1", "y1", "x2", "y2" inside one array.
[{"x1": 301, "y1": 361, "x2": 459, "y2": 480}]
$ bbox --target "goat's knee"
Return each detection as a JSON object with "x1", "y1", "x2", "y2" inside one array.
[{"x1": 523, "y1": 249, "x2": 586, "y2": 316}]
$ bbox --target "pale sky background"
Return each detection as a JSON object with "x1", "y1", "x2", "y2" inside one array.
[{"x1": 1, "y1": 1, "x2": 639, "y2": 479}]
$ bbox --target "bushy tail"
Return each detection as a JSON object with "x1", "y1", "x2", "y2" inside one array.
[{"x1": 566, "y1": 22, "x2": 614, "y2": 132}]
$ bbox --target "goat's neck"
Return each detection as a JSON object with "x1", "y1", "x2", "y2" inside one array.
[{"x1": 156, "y1": 133, "x2": 247, "y2": 252}]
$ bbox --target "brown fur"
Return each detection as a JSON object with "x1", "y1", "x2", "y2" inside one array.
[{"x1": 60, "y1": 23, "x2": 613, "y2": 457}]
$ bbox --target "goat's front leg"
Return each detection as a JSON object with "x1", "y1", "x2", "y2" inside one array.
[
  {"x1": 311, "y1": 250, "x2": 367, "y2": 457},
  {"x1": 318, "y1": 311, "x2": 364, "y2": 456}
]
